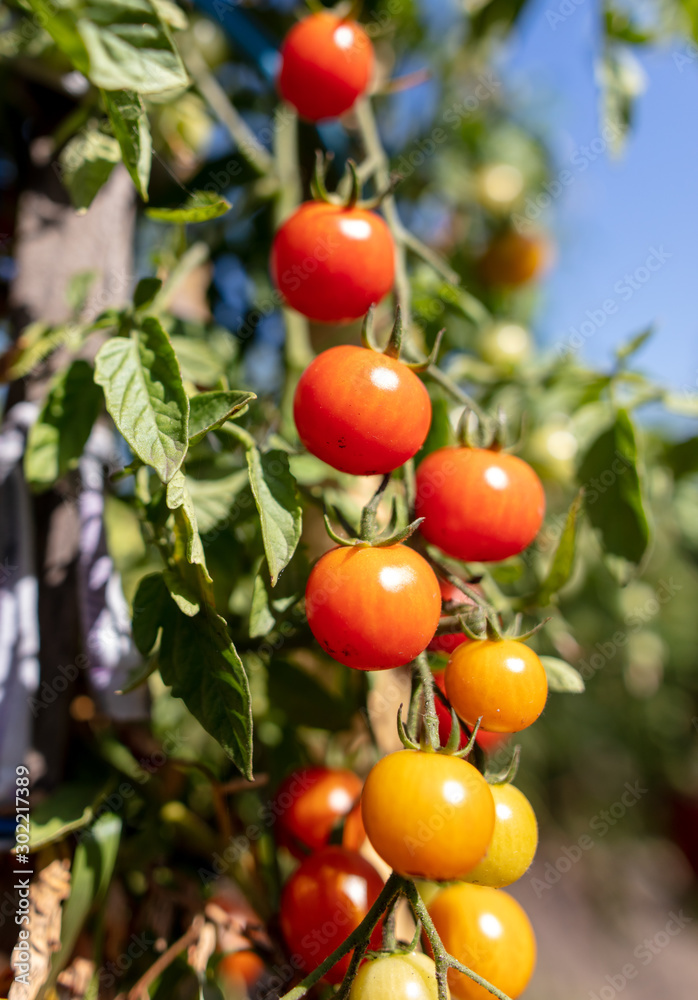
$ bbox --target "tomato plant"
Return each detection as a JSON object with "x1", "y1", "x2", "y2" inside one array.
[
  {"x1": 279, "y1": 847, "x2": 384, "y2": 984},
  {"x1": 349, "y1": 952, "x2": 442, "y2": 1000},
  {"x1": 463, "y1": 782, "x2": 538, "y2": 888},
  {"x1": 294, "y1": 346, "x2": 431, "y2": 475},
  {"x1": 277, "y1": 12, "x2": 374, "y2": 122},
  {"x1": 305, "y1": 544, "x2": 441, "y2": 669},
  {"x1": 446, "y1": 639, "x2": 548, "y2": 733},
  {"x1": 274, "y1": 766, "x2": 364, "y2": 857},
  {"x1": 416, "y1": 447, "x2": 546, "y2": 562},
  {"x1": 271, "y1": 202, "x2": 395, "y2": 323},
  {"x1": 428, "y1": 883, "x2": 537, "y2": 1000},
  {"x1": 361, "y1": 749, "x2": 495, "y2": 880}
]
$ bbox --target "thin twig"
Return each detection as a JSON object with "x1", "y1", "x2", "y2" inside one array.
[
  {"x1": 415, "y1": 653, "x2": 439, "y2": 750},
  {"x1": 126, "y1": 918, "x2": 203, "y2": 1000}
]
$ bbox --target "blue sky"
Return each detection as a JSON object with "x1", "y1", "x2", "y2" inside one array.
[{"x1": 499, "y1": 0, "x2": 698, "y2": 393}]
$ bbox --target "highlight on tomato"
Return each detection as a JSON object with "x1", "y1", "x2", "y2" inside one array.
[
  {"x1": 305, "y1": 544, "x2": 441, "y2": 670},
  {"x1": 464, "y1": 782, "x2": 538, "y2": 888},
  {"x1": 279, "y1": 846, "x2": 384, "y2": 984},
  {"x1": 349, "y1": 951, "x2": 445, "y2": 1000},
  {"x1": 271, "y1": 201, "x2": 395, "y2": 324},
  {"x1": 273, "y1": 766, "x2": 364, "y2": 857},
  {"x1": 294, "y1": 345, "x2": 431, "y2": 475},
  {"x1": 427, "y1": 883, "x2": 536, "y2": 1000},
  {"x1": 360, "y1": 749, "x2": 495, "y2": 880},
  {"x1": 446, "y1": 638, "x2": 548, "y2": 733},
  {"x1": 415, "y1": 446, "x2": 545, "y2": 562},
  {"x1": 278, "y1": 12, "x2": 374, "y2": 122}
]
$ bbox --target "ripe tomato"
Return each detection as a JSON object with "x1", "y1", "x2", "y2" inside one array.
[
  {"x1": 219, "y1": 950, "x2": 265, "y2": 996},
  {"x1": 360, "y1": 749, "x2": 495, "y2": 880},
  {"x1": 464, "y1": 783, "x2": 538, "y2": 888},
  {"x1": 305, "y1": 544, "x2": 440, "y2": 670},
  {"x1": 427, "y1": 884, "x2": 536, "y2": 1000},
  {"x1": 271, "y1": 202, "x2": 395, "y2": 324},
  {"x1": 278, "y1": 13, "x2": 373, "y2": 122},
  {"x1": 431, "y1": 671, "x2": 508, "y2": 753},
  {"x1": 445, "y1": 639, "x2": 548, "y2": 733},
  {"x1": 349, "y1": 952, "x2": 443, "y2": 1000},
  {"x1": 415, "y1": 447, "x2": 545, "y2": 562},
  {"x1": 294, "y1": 346, "x2": 431, "y2": 475},
  {"x1": 478, "y1": 230, "x2": 551, "y2": 287},
  {"x1": 279, "y1": 847, "x2": 383, "y2": 984},
  {"x1": 273, "y1": 766, "x2": 363, "y2": 857}
]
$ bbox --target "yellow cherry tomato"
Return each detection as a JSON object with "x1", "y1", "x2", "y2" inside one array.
[
  {"x1": 349, "y1": 952, "x2": 447, "y2": 1000},
  {"x1": 464, "y1": 783, "x2": 538, "y2": 887}
]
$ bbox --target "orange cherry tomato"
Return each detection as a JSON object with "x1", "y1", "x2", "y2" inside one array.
[
  {"x1": 271, "y1": 202, "x2": 395, "y2": 324},
  {"x1": 464, "y1": 782, "x2": 538, "y2": 888},
  {"x1": 445, "y1": 639, "x2": 548, "y2": 733},
  {"x1": 278, "y1": 12, "x2": 373, "y2": 122},
  {"x1": 431, "y1": 671, "x2": 509, "y2": 754},
  {"x1": 305, "y1": 544, "x2": 441, "y2": 670},
  {"x1": 478, "y1": 230, "x2": 551, "y2": 287},
  {"x1": 279, "y1": 847, "x2": 383, "y2": 984},
  {"x1": 360, "y1": 749, "x2": 495, "y2": 880},
  {"x1": 273, "y1": 766, "x2": 363, "y2": 857},
  {"x1": 427, "y1": 883, "x2": 536, "y2": 1000},
  {"x1": 219, "y1": 950, "x2": 265, "y2": 996},
  {"x1": 415, "y1": 447, "x2": 545, "y2": 562},
  {"x1": 293, "y1": 346, "x2": 431, "y2": 475}
]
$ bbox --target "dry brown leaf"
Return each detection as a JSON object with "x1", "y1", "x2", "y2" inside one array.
[{"x1": 9, "y1": 859, "x2": 71, "y2": 1000}]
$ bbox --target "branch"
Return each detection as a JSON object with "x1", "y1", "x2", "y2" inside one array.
[{"x1": 126, "y1": 918, "x2": 203, "y2": 1000}]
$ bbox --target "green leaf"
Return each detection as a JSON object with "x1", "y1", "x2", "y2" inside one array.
[
  {"x1": 578, "y1": 409, "x2": 650, "y2": 565},
  {"x1": 536, "y1": 491, "x2": 583, "y2": 606},
  {"x1": 94, "y1": 317, "x2": 189, "y2": 483},
  {"x1": 189, "y1": 390, "x2": 257, "y2": 446},
  {"x1": 59, "y1": 125, "x2": 121, "y2": 211},
  {"x1": 614, "y1": 325, "x2": 653, "y2": 365},
  {"x1": 166, "y1": 469, "x2": 208, "y2": 573},
  {"x1": 24, "y1": 360, "x2": 103, "y2": 492},
  {"x1": 540, "y1": 656, "x2": 585, "y2": 694},
  {"x1": 163, "y1": 566, "x2": 200, "y2": 617},
  {"x1": 249, "y1": 552, "x2": 307, "y2": 638},
  {"x1": 29, "y1": 783, "x2": 102, "y2": 850},
  {"x1": 27, "y1": 0, "x2": 189, "y2": 94},
  {"x1": 102, "y1": 89, "x2": 151, "y2": 200},
  {"x1": 132, "y1": 571, "x2": 170, "y2": 655},
  {"x1": 158, "y1": 600, "x2": 253, "y2": 778},
  {"x1": 246, "y1": 448, "x2": 302, "y2": 586},
  {"x1": 663, "y1": 436, "x2": 698, "y2": 480},
  {"x1": 133, "y1": 276, "x2": 163, "y2": 310},
  {"x1": 146, "y1": 191, "x2": 232, "y2": 224},
  {"x1": 249, "y1": 572, "x2": 276, "y2": 638},
  {"x1": 268, "y1": 661, "x2": 357, "y2": 731},
  {"x1": 185, "y1": 470, "x2": 249, "y2": 535}
]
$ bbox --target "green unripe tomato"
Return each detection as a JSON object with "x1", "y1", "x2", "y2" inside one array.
[
  {"x1": 349, "y1": 952, "x2": 446, "y2": 1000},
  {"x1": 479, "y1": 321, "x2": 532, "y2": 369},
  {"x1": 463, "y1": 782, "x2": 538, "y2": 888}
]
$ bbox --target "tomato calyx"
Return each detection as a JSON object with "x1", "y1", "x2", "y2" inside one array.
[
  {"x1": 361, "y1": 306, "x2": 445, "y2": 372},
  {"x1": 311, "y1": 153, "x2": 398, "y2": 212},
  {"x1": 323, "y1": 472, "x2": 425, "y2": 548},
  {"x1": 485, "y1": 744, "x2": 521, "y2": 785}
]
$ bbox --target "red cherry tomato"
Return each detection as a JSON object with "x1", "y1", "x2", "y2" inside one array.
[
  {"x1": 431, "y1": 671, "x2": 508, "y2": 753},
  {"x1": 274, "y1": 767, "x2": 363, "y2": 857},
  {"x1": 361, "y1": 749, "x2": 495, "y2": 880},
  {"x1": 293, "y1": 346, "x2": 431, "y2": 475},
  {"x1": 305, "y1": 544, "x2": 441, "y2": 670},
  {"x1": 427, "y1": 883, "x2": 536, "y2": 1000},
  {"x1": 271, "y1": 202, "x2": 395, "y2": 324},
  {"x1": 278, "y1": 13, "x2": 373, "y2": 122},
  {"x1": 415, "y1": 447, "x2": 545, "y2": 562},
  {"x1": 279, "y1": 847, "x2": 383, "y2": 984},
  {"x1": 445, "y1": 639, "x2": 548, "y2": 733}
]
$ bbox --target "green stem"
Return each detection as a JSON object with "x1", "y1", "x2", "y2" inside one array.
[
  {"x1": 423, "y1": 363, "x2": 487, "y2": 422},
  {"x1": 220, "y1": 422, "x2": 256, "y2": 452},
  {"x1": 279, "y1": 874, "x2": 404, "y2": 1000},
  {"x1": 381, "y1": 895, "x2": 400, "y2": 951},
  {"x1": 416, "y1": 653, "x2": 439, "y2": 750},
  {"x1": 360, "y1": 473, "x2": 392, "y2": 540},
  {"x1": 403, "y1": 882, "x2": 513, "y2": 1000},
  {"x1": 403, "y1": 457, "x2": 417, "y2": 520}
]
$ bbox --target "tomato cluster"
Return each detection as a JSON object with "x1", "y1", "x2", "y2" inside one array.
[{"x1": 268, "y1": 14, "x2": 554, "y2": 1000}]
